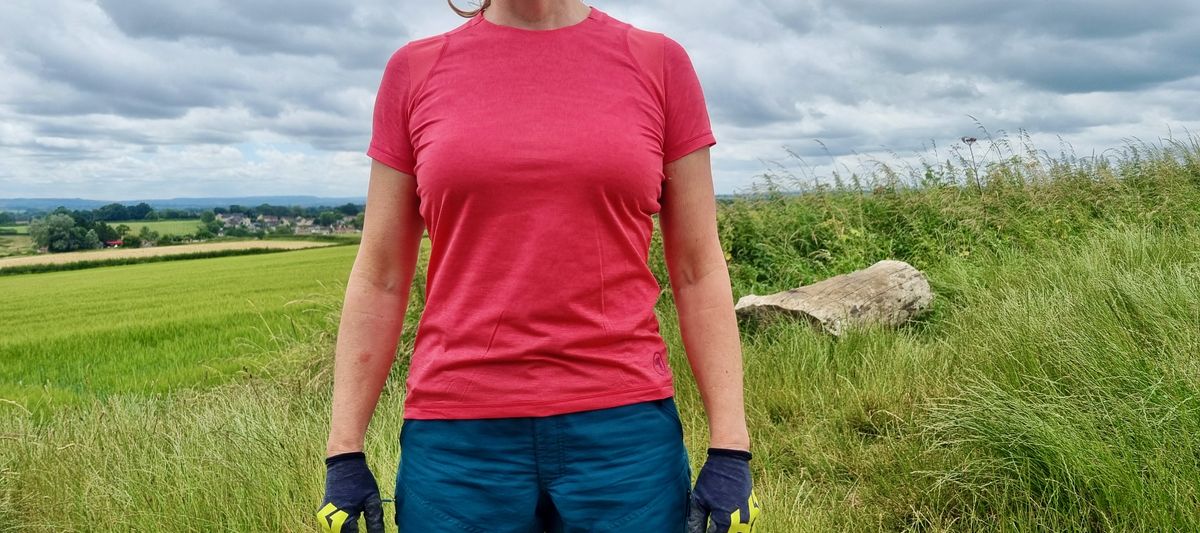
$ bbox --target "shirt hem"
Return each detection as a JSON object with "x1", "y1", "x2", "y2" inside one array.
[
  {"x1": 401, "y1": 382, "x2": 677, "y2": 420},
  {"x1": 663, "y1": 131, "x2": 716, "y2": 166},
  {"x1": 366, "y1": 144, "x2": 416, "y2": 176}
]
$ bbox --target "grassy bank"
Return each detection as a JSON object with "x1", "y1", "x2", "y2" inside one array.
[{"x1": 2, "y1": 133, "x2": 1199, "y2": 530}]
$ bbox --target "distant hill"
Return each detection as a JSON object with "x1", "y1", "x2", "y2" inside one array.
[{"x1": 0, "y1": 196, "x2": 367, "y2": 211}]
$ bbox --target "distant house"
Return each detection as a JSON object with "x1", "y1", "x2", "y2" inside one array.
[
  {"x1": 257, "y1": 214, "x2": 281, "y2": 227},
  {"x1": 294, "y1": 217, "x2": 316, "y2": 235},
  {"x1": 333, "y1": 216, "x2": 359, "y2": 234},
  {"x1": 216, "y1": 213, "x2": 252, "y2": 228},
  {"x1": 103, "y1": 239, "x2": 124, "y2": 248}
]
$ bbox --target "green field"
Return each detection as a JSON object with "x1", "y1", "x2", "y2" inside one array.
[
  {"x1": 0, "y1": 225, "x2": 29, "y2": 235},
  {"x1": 115, "y1": 218, "x2": 203, "y2": 235},
  {"x1": 0, "y1": 245, "x2": 357, "y2": 414},
  {"x1": 2, "y1": 134, "x2": 1200, "y2": 530}
]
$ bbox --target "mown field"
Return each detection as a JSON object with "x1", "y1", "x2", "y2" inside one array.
[
  {"x1": 2, "y1": 133, "x2": 1199, "y2": 531},
  {"x1": 0, "y1": 225, "x2": 29, "y2": 235}
]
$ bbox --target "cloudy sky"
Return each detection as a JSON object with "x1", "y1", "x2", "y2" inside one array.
[{"x1": 2, "y1": 0, "x2": 1198, "y2": 199}]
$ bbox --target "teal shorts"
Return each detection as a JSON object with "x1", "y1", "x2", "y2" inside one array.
[{"x1": 393, "y1": 396, "x2": 692, "y2": 532}]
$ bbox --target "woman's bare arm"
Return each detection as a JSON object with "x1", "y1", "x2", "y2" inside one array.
[
  {"x1": 659, "y1": 147, "x2": 751, "y2": 451},
  {"x1": 325, "y1": 160, "x2": 425, "y2": 457}
]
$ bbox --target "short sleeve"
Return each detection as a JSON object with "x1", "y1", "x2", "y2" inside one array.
[
  {"x1": 662, "y1": 36, "x2": 717, "y2": 165},
  {"x1": 366, "y1": 46, "x2": 417, "y2": 176}
]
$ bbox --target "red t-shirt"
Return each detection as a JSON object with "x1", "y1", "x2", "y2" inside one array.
[{"x1": 366, "y1": 5, "x2": 717, "y2": 419}]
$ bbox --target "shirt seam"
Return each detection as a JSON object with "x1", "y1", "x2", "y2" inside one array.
[
  {"x1": 410, "y1": 35, "x2": 449, "y2": 108},
  {"x1": 621, "y1": 25, "x2": 656, "y2": 99}
]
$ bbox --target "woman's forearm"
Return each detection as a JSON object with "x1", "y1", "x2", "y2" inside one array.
[
  {"x1": 672, "y1": 264, "x2": 751, "y2": 451},
  {"x1": 324, "y1": 270, "x2": 409, "y2": 457}
]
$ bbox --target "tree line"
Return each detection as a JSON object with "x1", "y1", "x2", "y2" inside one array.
[{"x1": 22, "y1": 202, "x2": 365, "y2": 253}]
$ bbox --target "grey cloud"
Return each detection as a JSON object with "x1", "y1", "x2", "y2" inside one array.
[
  {"x1": 1, "y1": 0, "x2": 1200, "y2": 199},
  {"x1": 831, "y1": 0, "x2": 1197, "y2": 39},
  {"x1": 97, "y1": 0, "x2": 409, "y2": 70}
]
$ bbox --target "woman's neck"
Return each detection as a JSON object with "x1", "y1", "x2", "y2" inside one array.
[{"x1": 483, "y1": 0, "x2": 590, "y2": 31}]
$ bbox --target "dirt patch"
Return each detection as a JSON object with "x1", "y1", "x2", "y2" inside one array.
[{"x1": 0, "y1": 240, "x2": 334, "y2": 269}]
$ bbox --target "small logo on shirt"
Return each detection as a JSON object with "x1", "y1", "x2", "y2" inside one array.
[{"x1": 652, "y1": 351, "x2": 667, "y2": 375}]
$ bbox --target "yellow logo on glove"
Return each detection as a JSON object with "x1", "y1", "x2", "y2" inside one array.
[
  {"x1": 317, "y1": 502, "x2": 350, "y2": 532},
  {"x1": 727, "y1": 490, "x2": 762, "y2": 532}
]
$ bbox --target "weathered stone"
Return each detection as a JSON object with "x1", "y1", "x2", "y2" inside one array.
[{"x1": 734, "y1": 260, "x2": 933, "y2": 336}]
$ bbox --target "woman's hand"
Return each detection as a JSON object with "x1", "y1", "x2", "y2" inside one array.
[
  {"x1": 686, "y1": 448, "x2": 761, "y2": 532},
  {"x1": 317, "y1": 452, "x2": 386, "y2": 533}
]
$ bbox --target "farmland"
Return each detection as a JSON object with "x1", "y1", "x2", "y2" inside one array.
[
  {"x1": 114, "y1": 218, "x2": 203, "y2": 235},
  {"x1": 0, "y1": 235, "x2": 32, "y2": 258},
  {"x1": 2, "y1": 135, "x2": 1200, "y2": 530},
  {"x1": 0, "y1": 245, "x2": 358, "y2": 414},
  {"x1": 0, "y1": 238, "x2": 334, "y2": 270}
]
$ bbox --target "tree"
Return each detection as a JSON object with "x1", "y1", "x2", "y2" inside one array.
[
  {"x1": 93, "y1": 222, "x2": 120, "y2": 242},
  {"x1": 138, "y1": 226, "x2": 160, "y2": 242},
  {"x1": 200, "y1": 210, "x2": 216, "y2": 223},
  {"x1": 129, "y1": 203, "x2": 154, "y2": 220},
  {"x1": 96, "y1": 203, "x2": 129, "y2": 221},
  {"x1": 82, "y1": 229, "x2": 101, "y2": 249},
  {"x1": 29, "y1": 213, "x2": 86, "y2": 252},
  {"x1": 115, "y1": 224, "x2": 132, "y2": 236},
  {"x1": 353, "y1": 212, "x2": 365, "y2": 230},
  {"x1": 0, "y1": 211, "x2": 15, "y2": 225},
  {"x1": 337, "y1": 203, "x2": 361, "y2": 217},
  {"x1": 317, "y1": 210, "x2": 340, "y2": 227},
  {"x1": 226, "y1": 226, "x2": 252, "y2": 238}
]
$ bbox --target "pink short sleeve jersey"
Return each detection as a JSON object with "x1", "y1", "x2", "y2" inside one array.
[{"x1": 366, "y1": 5, "x2": 717, "y2": 419}]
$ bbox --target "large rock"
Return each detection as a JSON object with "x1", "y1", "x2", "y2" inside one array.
[{"x1": 734, "y1": 260, "x2": 933, "y2": 336}]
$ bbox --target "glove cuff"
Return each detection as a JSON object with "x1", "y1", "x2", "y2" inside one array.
[
  {"x1": 325, "y1": 451, "x2": 366, "y2": 467},
  {"x1": 707, "y1": 447, "x2": 752, "y2": 462}
]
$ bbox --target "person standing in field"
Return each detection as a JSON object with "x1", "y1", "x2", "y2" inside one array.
[{"x1": 317, "y1": 0, "x2": 760, "y2": 531}]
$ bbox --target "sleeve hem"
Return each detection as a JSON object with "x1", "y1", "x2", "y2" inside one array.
[
  {"x1": 663, "y1": 131, "x2": 716, "y2": 165},
  {"x1": 366, "y1": 143, "x2": 416, "y2": 176}
]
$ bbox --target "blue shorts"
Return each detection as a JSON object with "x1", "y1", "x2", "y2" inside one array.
[{"x1": 393, "y1": 396, "x2": 692, "y2": 532}]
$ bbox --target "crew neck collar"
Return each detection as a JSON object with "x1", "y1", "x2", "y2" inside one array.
[{"x1": 473, "y1": 4, "x2": 602, "y2": 35}]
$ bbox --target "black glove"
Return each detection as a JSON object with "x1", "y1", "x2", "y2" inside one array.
[
  {"x1": 316, "y1": 451, "x2": 385, "y2": 533},
  {"x1": 687, "y1": 448, "x2": 761, "y2": 533}
]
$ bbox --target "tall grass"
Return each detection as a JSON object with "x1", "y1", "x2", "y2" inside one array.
[
  {"x1": 681, "y1": 130, "x2": 1200, "y2": 296},
  {"x1": 920, "y1": 224, "x2": 1200, "y2": 530}
]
